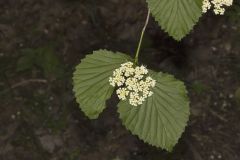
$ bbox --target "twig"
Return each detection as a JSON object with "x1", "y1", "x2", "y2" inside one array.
[
  {"x1": 0, "y1": 79, "x2": 47, "y2": 96},
  {"x1": 209, "y1": 108, "x2": 227, "y2": 122},
  {"x1": 10, "y1": 79, "x2": 48, "y2": 89},
  {"x1": 0, "y1": 79, "x2": 48, "y2": 96}
]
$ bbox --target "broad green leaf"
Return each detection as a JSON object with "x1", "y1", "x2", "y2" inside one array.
[
  {"x1": 73, "y1": 49, "x2": 132, "y2": 119},
  {"x1": 118, "y1": 71, "x2": 189, "y2": 151},
  {"x1": 146, "y1": 0, "x2": 203, "y2": 40}
]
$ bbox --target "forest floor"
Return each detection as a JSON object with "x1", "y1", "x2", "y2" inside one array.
[{"x1": 0, "y1": 0, "x2": 240, "y2": 160}]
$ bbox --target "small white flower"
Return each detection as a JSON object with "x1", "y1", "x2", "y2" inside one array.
[
  {"x1": 202, "y1": 0, "x2": 212, "y2": 13},
  {"x1": 148, "y1": 91, "x2": 153, "y2": 97},
  {"x1": 109, "y1": 62, "x2": 156, "y2": 106},
  {"x1": 202, "y1": 0, "x2": 233, "y2": 15},
  {"x1": 116, "y1": 88, "x2": 129, "y2": 100}
]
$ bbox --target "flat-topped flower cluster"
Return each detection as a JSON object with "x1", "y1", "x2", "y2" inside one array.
[
  {"x1": 202, "y1": 0, "x2": 233, "y2": 15},
  {"x1": 109, "y1": 62, "x2": 156, "y2": 106}
]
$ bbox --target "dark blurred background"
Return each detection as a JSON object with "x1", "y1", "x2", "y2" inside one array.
[{"x1": 0, "y1": 0, "x2": 240, "y2": 160}]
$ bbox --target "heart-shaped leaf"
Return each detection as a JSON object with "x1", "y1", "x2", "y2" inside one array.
[
  {"x1": 118, "y1": 71, "x2": 189, "y2": 151},
  {"x1": 146, "y1": 0, "x2": 203, "y2": 40},
  {"x1": 73, "y1": 49, "x2": 132, "y2": 119}
]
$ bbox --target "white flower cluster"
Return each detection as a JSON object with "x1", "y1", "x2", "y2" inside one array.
[
  {"x1": 202, "y1": 0, "x2": 233, "y2": 15},
  {"x1": 109, "y1": 62, "x2": 156, "y2": 106}
]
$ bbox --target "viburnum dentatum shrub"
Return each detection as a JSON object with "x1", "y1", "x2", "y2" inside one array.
[{"x1": 73, "y1": 0, "x2": 233, "y2": 151}]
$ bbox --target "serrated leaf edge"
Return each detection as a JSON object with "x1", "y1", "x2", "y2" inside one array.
[
  {"x1": 146, "y1": 0, "x2": 203, "y2": 41},
  {"x1": 117, "y1": 71, "x2": 190, "y2": 151}
]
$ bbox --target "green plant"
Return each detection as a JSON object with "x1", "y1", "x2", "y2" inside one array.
[
  {"x1": 17, "y1": 46, "x2": 64, "y2": 78},
  {"x1": 191, "y1": 81, "x2": 210, "y2": 94},
  {"x1": 72, "y1": 0, "x2": 234, "y2": 151}
]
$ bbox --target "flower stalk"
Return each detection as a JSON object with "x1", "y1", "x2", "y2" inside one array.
[{"x1": 134, "y1": 9, "x2": 150, "y2": 64}]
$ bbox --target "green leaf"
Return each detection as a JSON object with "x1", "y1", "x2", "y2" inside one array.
[
  {"x1": 73, "y1": 49, "x2": 132, "y2": 119},
  {"x1": 118, "y1": 71, "x2": 189, "y2": 151},
  {"x1": 16, "y1": 47, "x2": 64, "y2": 77},
  {"x1": 191, "y1": 81, "x2": 210, "y2": 94},
  {"x1": 16, "y1": 49, "x2": 36, "y2": 72},
  {"x1": 35, "y1": 47, "x2": 64, "y2": 77},
  {"x1": 146, "y1": 0, "x2": 203, "y2": 40}
]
